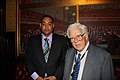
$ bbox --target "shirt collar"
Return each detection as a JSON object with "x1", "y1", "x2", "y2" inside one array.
[
  {"x1": 77, "y1": 41, "x2": 89, "y2": 56},
  {"x1": 42, "y1": 33, "x2": 53, "y2": 42}
]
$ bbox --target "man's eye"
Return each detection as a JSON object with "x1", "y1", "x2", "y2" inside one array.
[
  {"x1": 42, "y1": 23, "x2": 45, "y2": 25},
  {"x1": 48, "y1": 23, "x2": 52, "y2": 25},
  {"x1": 70, "y1": 38, "x2": 73, "y2": 40},
  {"x1": 77, "y1": 35, "x2": 81, "y2": 38}
]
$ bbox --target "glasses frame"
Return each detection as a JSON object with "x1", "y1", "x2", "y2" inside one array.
[{"x1": 69, "y1": 33, "x2": 85, "y2": 42}]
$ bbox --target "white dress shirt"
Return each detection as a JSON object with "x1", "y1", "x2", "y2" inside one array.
[{"x1": 71, "y1": 41, "x2": 89, "y2": 80}]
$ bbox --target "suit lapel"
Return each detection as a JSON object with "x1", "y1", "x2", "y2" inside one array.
[
  {"x1": 47, "y1": 34, "x2": 57, "y2": 63},
  {"x1": 35, "y1": 34, "x2": 46, "y2": 64},
  {"x1": 66, "y1": 48, "x2": 76, "y2": 79},
  {"x1": 69, "y1": 49, "x2": 76, "y2": 75},
  {"x1": 81, "y1": 44, "x2": 95, "y2": 80}
]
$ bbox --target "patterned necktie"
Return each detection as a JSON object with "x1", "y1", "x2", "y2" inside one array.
[
  {"x1": 72, "y1": 54, "x2": 81, "y2": 80},
  {"x1": 43, "y1": 38, "x2": 50, "y2": 63}
]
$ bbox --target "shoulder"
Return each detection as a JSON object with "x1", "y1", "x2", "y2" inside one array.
[
  {"x1": 53, "y1": 33, "x2": 67, "y2": 41},
  {"x1": 28, "y1": 34, "x2": 41, "y2": 42},
  {"x1": 53, "y1": 33, "x2": 66, "y2": 38},
  {"x1": 66, "y1": 48, "x2": 75, "y2": 56},
  {"x1": 89, "y1": 44, "x2": 111, "y2": 60},
  {"x1": 91, "y1": 44, "x2": 109, "y2": 54},
  {"x1": 67, "y1": 48, "x2": 75, "y2": 52}
]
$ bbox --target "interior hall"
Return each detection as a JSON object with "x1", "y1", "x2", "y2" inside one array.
[{"x1": 0, "y1": 0, "x2": 120, "y2": 80}]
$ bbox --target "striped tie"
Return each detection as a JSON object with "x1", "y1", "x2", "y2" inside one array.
[
  {"x1": 72, "y1": 54, "x2": 81, "y2": 80},
  {"x1": 43, "y1": 38, "x2": 50, "y2": 63}
]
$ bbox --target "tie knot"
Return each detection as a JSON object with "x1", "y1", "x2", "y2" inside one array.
[
  {"x1": 44, "y1": 38, "x2": 49, "y2": 41},
  {"x1": 78, "y1": 54, "x2": 81, "y2": 58},
  {"x1": 75, "y1": 53, "x2": 81, "y2": 63}
]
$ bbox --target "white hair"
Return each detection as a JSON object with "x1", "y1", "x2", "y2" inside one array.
[{"x1": 67, "y1": 23, "x2": 88, "y2": 38}]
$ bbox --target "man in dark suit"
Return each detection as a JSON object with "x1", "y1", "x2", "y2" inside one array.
[
  {"x1": 63, "y1": 23, "x2": 115, "y2": 80},
  {"x1": 25, "y1": 15, "x2": 68, "y2": 80}
]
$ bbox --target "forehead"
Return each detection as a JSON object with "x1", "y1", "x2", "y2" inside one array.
[
  {"x1": 69, "y1": 28, "x2": 82, "y2": 37},
  {"x1": 42, "y1": 17, "x2": 52, "y2": 23}
]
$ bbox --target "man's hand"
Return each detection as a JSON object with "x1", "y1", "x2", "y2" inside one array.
[
  {"x1": 44, "y1": 76, "x2": 57, "y2": 80},
  {"x1": 36, "y1": 77, "x2": 44, "y2": 80}
]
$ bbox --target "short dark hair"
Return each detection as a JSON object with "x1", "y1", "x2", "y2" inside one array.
[{"x1": 40, "y1": 15, "x2": 54, "y2": 23}]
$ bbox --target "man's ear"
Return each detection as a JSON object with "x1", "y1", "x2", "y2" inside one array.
[
  {"x1": 85, "y1": 32, "x2": 89, "y2": 39},
  {"x1": 53, "y1": 23, "x2": 55, "y2": 28},
  {"x1": 40, "y1": 23, "x2": 41, "y2": 28}
]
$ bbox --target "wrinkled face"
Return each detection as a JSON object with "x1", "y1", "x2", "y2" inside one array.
[
  {"x1": 40, "y1": 17, "x2": 54, "y2": 37},
  {"x1": 69, "y1": 28, "x2": 88, "y2": 51}
]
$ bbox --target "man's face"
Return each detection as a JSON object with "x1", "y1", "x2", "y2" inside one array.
[
  {"x1": 40, "y1": 17, "x2": 54, "y2": 37},
  {"x1": 69, "y1": 28, "x2": 88, "y2": 51}
]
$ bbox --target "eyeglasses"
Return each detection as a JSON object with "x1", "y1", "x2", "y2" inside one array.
[
  {"x1": 41, "y1": 22, "x2": 53, "y2": 27},
  {"x1": 69, "y1": 33, "x2": 85, "y2": 42}
]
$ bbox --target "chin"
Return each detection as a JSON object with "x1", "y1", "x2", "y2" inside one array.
[{"x1": 76, "y1": 47, "x2": 83, "y2": 51}]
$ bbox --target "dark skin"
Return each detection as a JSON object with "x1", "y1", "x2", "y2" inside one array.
[
  {"x1": 40, "y1": 17, "x2": 54, "y2": 37},
  {"x1": 36, "y1": 17, "x2": 56, "y2": 80}
]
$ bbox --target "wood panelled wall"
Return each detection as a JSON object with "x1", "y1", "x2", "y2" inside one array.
[{"x1": 20, "y1": 6, "x2": 120, "y2": 55}]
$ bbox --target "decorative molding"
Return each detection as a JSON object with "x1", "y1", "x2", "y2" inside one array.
[
  {"x1": 19, "y1": 0, "x2": 120, "y2": 9},
  {"x1": 81, "y1": 17, "x2": 120, "y2": 21}
]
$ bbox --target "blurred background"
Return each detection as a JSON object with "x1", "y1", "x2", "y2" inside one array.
[{"x1": 0, "y1": 0, "x2": 120, "y2": 80}]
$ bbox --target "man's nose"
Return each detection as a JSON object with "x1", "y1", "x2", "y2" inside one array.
[
  {"x1": 45, "y1": 25, "x2": 49, "y2": 30},
  {"x1": 74, "y1": 38, "x2": 78, "y2": 43}
]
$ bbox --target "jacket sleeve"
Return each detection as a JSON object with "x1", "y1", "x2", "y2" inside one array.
[
  {"x1": 101, "y1": 52, "x2": 115, "y2": 80},
  {"x1": 25, "y1": 38, "x2": 35, "y2": 76},
  {"x1": 54, "y1": 38, "x2": 69, "y2": 80}
]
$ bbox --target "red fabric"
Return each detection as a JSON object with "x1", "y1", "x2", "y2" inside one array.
[
  {"x1": 15, "y1": 63, "x2": 30, "y2": 80},
  {"x1": 115, "y1": 65, "x2": 120, "y2": 80}
]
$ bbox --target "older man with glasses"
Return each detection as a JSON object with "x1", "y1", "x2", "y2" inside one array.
[{"x1": 63, "y1": 23, "x2": 115, "y2": 80}]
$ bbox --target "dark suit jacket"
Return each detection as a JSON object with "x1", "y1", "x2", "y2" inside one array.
[
  {"x1": 63, "y1": 43, "x2": 115, "y2": 80},
  {"x1": 25, "y1": 33, "x2": 69, "y2": 80}
]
